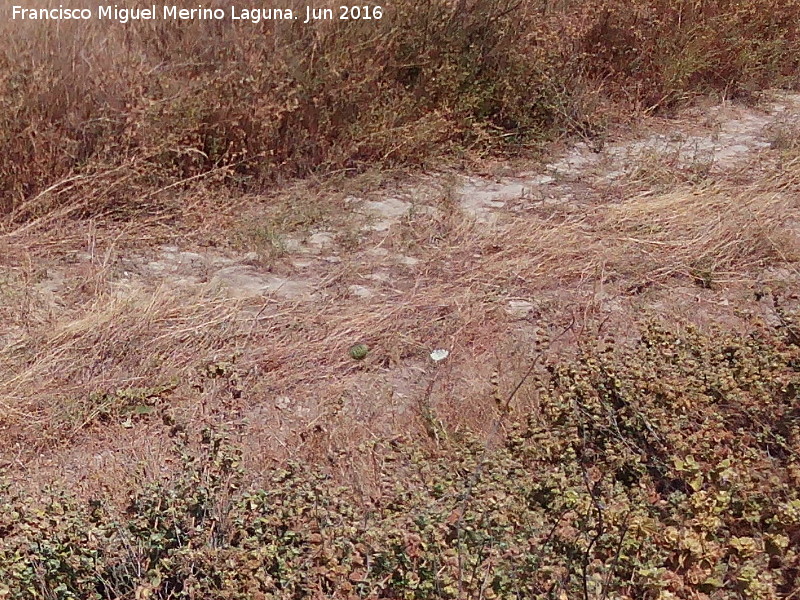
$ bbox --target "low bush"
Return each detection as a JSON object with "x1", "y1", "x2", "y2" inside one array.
[
  {"x1": 3, "y1": 0, "x2": 800, "y2": 219},
  {"x1": 2, "y1": 315, "x2": 798, "y2": 598}
]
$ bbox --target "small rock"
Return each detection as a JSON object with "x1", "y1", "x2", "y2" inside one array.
[
  {"x1": 507, "y1": 299, "x2": 536, "y2": 318},
  {"x1": 348, "y1": 285, "x2": 374, "y2": 299},
  {"x1": 309, "y1": 232, "x2": 335, "y2": 248}
]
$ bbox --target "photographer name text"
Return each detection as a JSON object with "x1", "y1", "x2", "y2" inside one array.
[{"x1": 11, "y1": 4, "x2": 384, "y2": 24}]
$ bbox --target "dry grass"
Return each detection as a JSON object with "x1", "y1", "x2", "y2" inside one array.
[
  {"x1": 4, "y1": 0, "x2": 800, "y2": 220},
  {"x1": 1, "y1": 4, "x2": 800, "y2": 594},
  {"x1": 2, "y1": 150, "x2": 797, "y2": 472},
  {"x1": 2, "y1": 0, "x2": 800, "y2": 512}
]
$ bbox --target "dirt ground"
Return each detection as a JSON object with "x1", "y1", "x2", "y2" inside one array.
[{"x1": 1, "y1": 91, "x2": 799, "y2": 498}]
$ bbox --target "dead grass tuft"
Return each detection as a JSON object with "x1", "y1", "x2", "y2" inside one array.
[
  {"x1": 6, "y1": 159, "x2": 797, "y2": 463},
  {"x1": 4, "y1": 0, "x2": 800, "y2": 220},
  {"x1": 0, "y1": 286, "x2": 245, "y2": 444}
]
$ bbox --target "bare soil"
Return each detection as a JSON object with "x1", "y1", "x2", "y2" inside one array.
[{"x1": 1, "y1": 92, "x2": 799, "y2": 498}]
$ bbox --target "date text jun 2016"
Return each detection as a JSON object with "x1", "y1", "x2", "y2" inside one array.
[{"x1": 10, "y1": 5, "x2": 385, "y2": 25}]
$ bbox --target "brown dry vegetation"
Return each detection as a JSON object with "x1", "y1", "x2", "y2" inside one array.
[
  {"x1": 3, "y1": 0, "x2": 800, "y2": 220},
  {"x1": 2, "y1": 0, "x2": 800, "y2": 598},
  {"x1": 2, "y1": 154, "x2": 798, "y2": 452}
]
